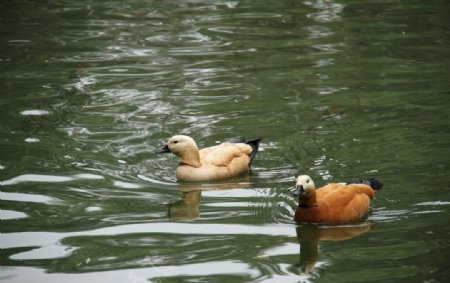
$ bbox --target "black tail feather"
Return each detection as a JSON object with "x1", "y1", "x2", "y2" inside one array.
[
  {"x1": 227, "y1": 137, "x2": 261, "y2": 163},
  {"x1": 246, "y1": 138, "x2": 262, "y2": 163},
  {"x1": 348, "y1": 178, "x2": 383, "y2": 190}
]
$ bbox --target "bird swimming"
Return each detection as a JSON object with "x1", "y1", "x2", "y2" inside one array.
[
  {"x1": 156, "y1": 135, "x2": 261, "y2": 181},
  {"x1": 293, "y1": 175, "x2": 383, "y2": 224}
]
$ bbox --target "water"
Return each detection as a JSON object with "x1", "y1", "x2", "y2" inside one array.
[{"x1": 1, "y1": 0, "x2": 449, "y2": 282}]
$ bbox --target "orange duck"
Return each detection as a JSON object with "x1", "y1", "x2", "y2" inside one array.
[{"x1": 293, "y1": 175, "x2": 383, "y2": 224}]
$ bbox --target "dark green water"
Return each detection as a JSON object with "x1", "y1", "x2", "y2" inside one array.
[{"x1": 1, "y1": 1, "x2": 449, "y2": 282}]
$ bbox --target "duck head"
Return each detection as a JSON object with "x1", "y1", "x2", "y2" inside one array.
[
  {"x1": 156, "y1": 135, "x2": 201, "y2": 167},
  {"x1": 293, "y1": 175, "x2": 316, "y2": 196}
]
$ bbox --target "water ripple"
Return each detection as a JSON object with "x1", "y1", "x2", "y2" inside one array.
[
  {"x1": 0, "y1": 173, "x2": 104, "y2": 186},
  {"x1": 0, "y1": 210, "x2": 28, "y2": 220},
  {"x1": 1, "y1": 223, "x2": 296, "y2": 250},
  {"x1": 1, "y1": 261, "x2": 261, "y2": 283},
  {"x1": 0, "y1": 191, "x2": 63, "y2": 205}
]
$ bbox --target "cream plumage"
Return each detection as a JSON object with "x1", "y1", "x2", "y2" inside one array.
[{"x1": 156, "y1": 135, "x2": 261, "y2": 181}]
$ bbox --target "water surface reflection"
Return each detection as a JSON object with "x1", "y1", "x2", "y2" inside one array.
[
  {"x1": 296, "y1": 224, "x2": 371, "y2": 274},
  {"x1": 168, "y1": 177, "x2": 252, "y2": 221}
]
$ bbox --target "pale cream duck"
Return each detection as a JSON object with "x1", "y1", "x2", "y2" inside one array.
[{"x1": 156, "y1": 135, "x2": 261, "y2": 181}]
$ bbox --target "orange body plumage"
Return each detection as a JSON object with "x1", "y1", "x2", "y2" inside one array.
[{"x1": 293, "y1": 175, "x2": 382, "y2": 224}]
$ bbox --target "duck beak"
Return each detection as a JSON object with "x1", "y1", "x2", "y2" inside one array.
[
  {"x1": 156, "y1": 144, "x2": 171, "y2": 154},
  {"x1": 293, "y1": 185, "x2": 305, "y2": 196}
]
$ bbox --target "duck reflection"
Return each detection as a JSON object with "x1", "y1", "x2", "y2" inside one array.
[
  {"x1": 168, "y1": 176, "x2": 251, "y2": 221},
  {"x1": 168, "y1": 188, "x2": 202, "y2": 221},
  {"x1": 296, "y1": 224, "x2": 371, "y2": 274}
]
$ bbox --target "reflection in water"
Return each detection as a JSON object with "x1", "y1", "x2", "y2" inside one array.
[
  {"x1": 168, "y1": 177, "x2": 251, "y2": 221},
  {"x1": 296, "y1": 224, "x2": 370, "y2": 274},
  {"x1": 168, "y1": 190, "x2": 202, "y2": 221}
]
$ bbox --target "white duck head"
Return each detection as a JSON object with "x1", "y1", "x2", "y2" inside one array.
[{"x1": 293, "y1": 175, "x2": 316, "y2": 196}]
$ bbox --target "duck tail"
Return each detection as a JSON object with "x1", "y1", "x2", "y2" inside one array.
[
  {"x1": 246, "y1": 138, "x2": 262, "y2": 163},
  {"x1": 348, "y1": 178, "x2": 383, "y2": 190}
]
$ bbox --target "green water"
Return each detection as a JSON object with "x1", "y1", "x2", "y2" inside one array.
[{"x1": 1, "y1": 1, "x2": 449, "y2": 282}]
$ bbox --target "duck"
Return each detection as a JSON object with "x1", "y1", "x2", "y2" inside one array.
[
  {"x1": 293, "y1": 175, "x2": 383, "y2": 224},
  {"x1": 156, "y1": 135, "x2": 261, "y2": 181}
]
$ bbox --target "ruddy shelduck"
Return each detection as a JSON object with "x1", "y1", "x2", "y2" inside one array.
[
  {"x1": 293, "y1": 175, "x2": 383, "y2": 224},
  {"x1": 156, "y1": 135, "x2": 261, "y2": 181}
]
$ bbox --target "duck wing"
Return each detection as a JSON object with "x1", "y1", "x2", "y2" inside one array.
[
  {"x1": 200, "y1": 143, "x2": 252, "y2": 166},
  {"x1": 318, "y1": 183, "x2": 375, "y2": 208}
]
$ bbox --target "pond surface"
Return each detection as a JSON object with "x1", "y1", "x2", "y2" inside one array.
[{"x1": 1, "y1": 1, "x2": 449, "y2": 282}]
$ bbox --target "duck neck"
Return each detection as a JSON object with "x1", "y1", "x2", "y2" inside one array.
[
  {"x1": 299, "y1": 191, "x2": 318, "y2": 208},
  {"x1": 179, "y1": 148, "x2": 201, "y2": 168}
]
